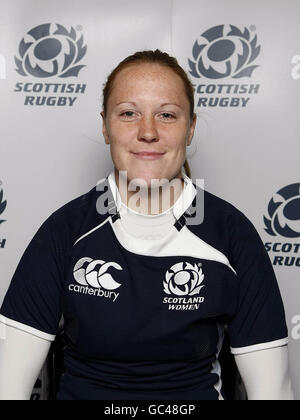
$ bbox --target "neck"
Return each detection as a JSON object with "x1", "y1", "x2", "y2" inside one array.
[{"x1": 114, "y1": 168, "x2": 185, "y2": 215}]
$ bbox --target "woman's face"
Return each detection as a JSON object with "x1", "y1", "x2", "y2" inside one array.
[{"x1": 102, "y1": 62, "x2": 196, "y2": 186}]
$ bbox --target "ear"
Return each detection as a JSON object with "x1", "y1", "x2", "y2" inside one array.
[
  {"x1": 187, "y1": 112, "x2": 197, "y2": 146},
  {"x1": 101, "y1": 111, "x2": 110, "y2": 144}
]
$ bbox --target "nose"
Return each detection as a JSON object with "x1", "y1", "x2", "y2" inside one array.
[{"x1": 138, "y1": 116, "x2": 159, "y2": 142}]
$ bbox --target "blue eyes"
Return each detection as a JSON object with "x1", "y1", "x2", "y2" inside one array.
[{"x1": 120, "y1": 111, "x2": 175, "y2": 120}]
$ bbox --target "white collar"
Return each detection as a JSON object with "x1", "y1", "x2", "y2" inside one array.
[{"x1": 106, "y1": 169, "x2": 197, "y2": 220}]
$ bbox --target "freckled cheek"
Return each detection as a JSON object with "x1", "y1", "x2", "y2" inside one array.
[
  {"x1": 160, "y1": 122, "x2": 188, "y2": 141},
  {"x1": 164, "y1": 131, "x2": 188, "y2": 152},
  {"x1": 109, "y1": 125, "x2": 137, "y2": 149},
  {"x1": 110, "y1": 138, "x2": 134, "y2": 164}
]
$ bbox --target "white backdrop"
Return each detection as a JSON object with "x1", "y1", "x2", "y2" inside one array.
[{"x1": 0, "y1": 0, "x2": 299, "y2": 399}]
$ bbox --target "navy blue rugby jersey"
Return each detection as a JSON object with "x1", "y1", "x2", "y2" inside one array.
[{"x1": 0, "y1": 170, "x2": 288, "y2": 400}]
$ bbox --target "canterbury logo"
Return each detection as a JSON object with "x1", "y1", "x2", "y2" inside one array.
[{"x1": 73, "y1": 257, "x2": 123, "y2": 290}]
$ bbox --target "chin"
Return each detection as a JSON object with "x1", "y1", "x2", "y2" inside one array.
[{"x1": 130, "y1": 174, "x2": 157, "y2": 187}]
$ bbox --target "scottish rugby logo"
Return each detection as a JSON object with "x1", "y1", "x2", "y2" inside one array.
[
  {"x1": 14, "y1": 23, "x2": 87, "y2": 106},
  {"x1": 264, "y1": 183, "x2": 300, "y2": 238},
  {"x1": 163, "y1": 262, "x2": 205, "y2": 311},
  {"x1": 189, "y1": 24, "x2": 260, "y2": 79},
  {"x1": 15, "y1": 23, "x2": 87, "y2": 78},
  {"x1": 189, "y1": 25, "x2": 261, "y2": 107},
  {"x1": 164, "y1": 262, "x2": 204, "y2": 296},
  {"x1": 0, "y1": 186, "x2": 7, "y2": 249},
  {"x1": 0, "y1": 188, "x2": 7, "y2": 225}
]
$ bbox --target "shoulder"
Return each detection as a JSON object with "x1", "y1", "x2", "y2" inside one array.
[
  {"x1": 202, "y1": 187, "x2": 240, "y2": 215},
  {"x1": 190, "y1": 183, "x2": 263, "y2": 263},
  {"x1": 203, "y1": 187, "x2": 255, "y2": 233},
  {"x1": 51, "y1": 185, "x2": 98, "y2": 223},
  {"x1": 192, "y1": 182, "x2": 254, "y2": 233},
  {"x1": 41, "y1": 179, "x2": 109, "y2": 247}
]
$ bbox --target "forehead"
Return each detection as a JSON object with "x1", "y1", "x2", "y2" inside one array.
[{"x1": 109, "y1": 62, "x2": 187, "y2": 102}]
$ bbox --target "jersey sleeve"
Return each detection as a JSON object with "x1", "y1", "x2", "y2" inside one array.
[
  {"x1": 226, "y1": 208, "x2": 289, "y2": 355},
  {"x1": 0, "y1": 214, "x2": 65, "y2": 342}
]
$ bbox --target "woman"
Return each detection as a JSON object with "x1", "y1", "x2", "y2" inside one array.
[{"x1": 0, "y1": 50, "x2": 294, "y2": 400}]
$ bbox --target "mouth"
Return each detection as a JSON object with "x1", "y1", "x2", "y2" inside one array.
[{"x1": 131, "y1": 151, "x2": 166, "y2": 160}]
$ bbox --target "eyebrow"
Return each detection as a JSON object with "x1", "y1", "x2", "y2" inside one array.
[
  {"x1": 115, "y1": 101, "x2": 183, "y2": 109},
  {"x1": 160, "y1": 102, "x2": 183, "y2": 109},
  {"x1": 116, "y1": 101, "x2": 137, "y2": 107}
]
